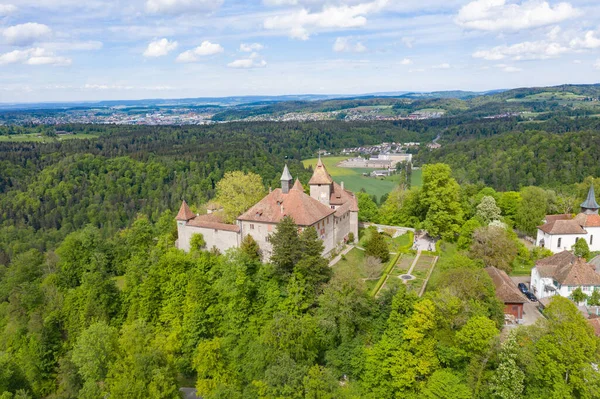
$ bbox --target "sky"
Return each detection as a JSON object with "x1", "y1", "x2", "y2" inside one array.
[{"x1": 1, "y1": 0, "x2": 600, "y2": 102}]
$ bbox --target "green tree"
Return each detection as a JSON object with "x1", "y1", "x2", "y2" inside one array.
[
  {"x1": 497, "y1": 192, "x2": 521, "y2": 221},
  {"x1": 295, "y1": 227, "x2": 331, "y2": 287},
  {"x1": 269, "y1": 216, "x2": 301, "y2": 277},
  {"x1": 421, "y1": 164, "x2": 463, "y2": 240},
  {"x1": 490, "y1": 330, "x2": 524, "y2": 399},
  {"x1": 470, "y1": 226, "x2": 518, "y2": 273},
  {"x1": 422, "y1": 369, "x2": 471, "y2": 399},
  {"x1": 588, "y1": 289, "x2": 600, "y2": 306},
  {"x1": 190, "y1": 233, "x2": 207, "y2": 252},
  {"x1": 455, "y1": 316, "x2": 498, "y2": 357},
  {"x1": 457, "y1": 218, "x2": 482, "y2": 250},
  {"x1": 570, "y1": 287, "x2": 588, "y2": 304},
  {"x1": 303, "y1": 365, "x2": 339, "y2": 399},
  {"x1": 215, "y1": 171, "x2": 266, "y2": 223},
  {"x1": 357, "y1": 192, "x2": 379, "y2": 223},
  {"x1": 71, "y1": 321, "x2": 118, "y2": 392},
  {"x1": 572, "y1": 238, "x2": 590, "y2": 259},
  {"x1": 240, "y1": 234, "x2": 261, "y2": 261},
  {"x1": 476, "y1": 196, "x2": 502, "y2": 225},
  {"x1": 364, "y1": 229, "x2": 390, "y2": 263},
  {"x1": 515, "y1": 187, "x2": 548, "y2": 236}
]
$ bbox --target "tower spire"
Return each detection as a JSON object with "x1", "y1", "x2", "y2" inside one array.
[
  {"x1": 281, "y1": 164, "x2": 293, "y2": 194},
  {"x1": 581, "y1": 183, "x2": 600, "y2": 214}
]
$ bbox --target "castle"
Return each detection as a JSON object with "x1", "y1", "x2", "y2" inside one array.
[{"x1": 176, "y1": 158, "x2": 359, "y2": 259}]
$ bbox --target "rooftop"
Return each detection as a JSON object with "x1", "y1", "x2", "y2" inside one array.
[
  {"x1": 535, "y1": 251, "x2": 600, "y2": 286},
  {"x1": 308, "y1": 158, "x2": 333, "y2": 185},
  {"x1": 485, "y1": 267, "x2": 527, "y2": 304}
]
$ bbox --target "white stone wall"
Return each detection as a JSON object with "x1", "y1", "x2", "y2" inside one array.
[
  {"x1": 177, "y1": 222, "x2": 241, "y2": 253},
  {"x1": 535, "y1": 230, "x2": 587, "y2": 253},
  {"x1": 240, "y1": 220, "x2": 276, "y2": 259},
  {"x1": 310, "y1": 184, "x2": 331, "y2": 206},
  {"x1": 311, "y1": 215, "x2": 335, "y2": 255}
]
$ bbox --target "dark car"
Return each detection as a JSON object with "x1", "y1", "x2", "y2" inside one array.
[
  {"x1": 518, "y1": 283, "x2": 528, "y2": 294},
  {"x1": 525, "y1": 291, "x2": 537, "y2": 302}
]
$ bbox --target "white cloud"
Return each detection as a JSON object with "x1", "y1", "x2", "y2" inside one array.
[
  {"x1": 240, "y1": 43, "x2": 264, "y2": 52},
  {"x1": 400, "y1": 58, "x2": 412, "y2": 65},
  {"x1": 0, "y1": 4, "x2": 17, "y2": 16},
  {"x1": 573, "y1": 59, "x2": 581, "y2": 64},
  {"x1": 409, "y1": 68, "x2": 425, "y2": 73},
  {"x1": 3, "y1": 23, "x2": 52, "y2": 46},
  {"x1": 145, "y1": 0, "x2": 223, "y2": 14},
  {"x1": 264, "y1": 0, "x2": 388, "y2": 40},
  {"x1": 228, "y1": 52, "x2": 267, "y2": 68},
  {"x1": 0, "y1": 47, "x2": 71, "y2": 66},
  {"x1": 570, "y1": 31, "x2": 600, "y2": 50},
  {"x1": 456, "y1": 0, "x2": 580, "y2": 31},
  {"x1": 473, "y1": 41, "x2": 569, "y2": 60},
  {"x1": 433, "y1": 62, "x2": 450, "y2": 69},
  {"x1": 595, "y1": 59, "x2": 600, "y2": 70},
  {"x1": 333, "y1": 37, "x2": 367, "y2": 52},
  {"x1": 143, "y1": 38, "x2": 178, "y2": 57},
  {"x1": 494, "y1": 63, "x2": 522, "y2": 72},
  {"x1": 176, "y1": 41, "x2": 224, "y2": 63}
]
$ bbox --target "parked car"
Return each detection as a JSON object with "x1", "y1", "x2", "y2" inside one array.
[
  {"x1": 518, "y1": 283, "x2": 528, "y2": 294},
  {"x1": 525, "y1": 292, "x2": 538, "y2": 302}
]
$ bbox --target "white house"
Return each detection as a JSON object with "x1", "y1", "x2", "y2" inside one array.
[
  {"x1": 176, "y1": 159, "x2": 359, "y2": 260},
  {"x1": 536, "y1": 185, "x2": 600, "y2": 253},
  {"x1": 530, "y1": 251, "x2": 600, "y2": 303}
]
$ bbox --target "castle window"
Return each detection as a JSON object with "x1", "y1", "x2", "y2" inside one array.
[
  {"x1": 557, "y1": 238, "x2": 562, "y2": 248},
  {"x1": 591, "y1": 235, "x2": 594, "y2": 245},
  {"x1": 250, "y1": 224, "x2": 254, "y2": 230}
]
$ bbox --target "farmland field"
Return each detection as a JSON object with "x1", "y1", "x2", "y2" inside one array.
[{"x1": 303, "y1": 156, "x2": 422, "y2": 199}]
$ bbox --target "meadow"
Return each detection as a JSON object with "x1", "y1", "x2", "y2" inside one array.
[{"x1": 303, "y1": 156, "x2": 422, "y2": 199}]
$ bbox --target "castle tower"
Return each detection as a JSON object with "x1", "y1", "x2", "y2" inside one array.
[
  {"x1": 581, "y1": 184, "x2": 600, "y2": 214},
  {"x1": 309, "y1": 157, "x2": 333, "y2": 206},
  {"x1": 281, "y1": 164, "x2": 293, "y2": 194}
]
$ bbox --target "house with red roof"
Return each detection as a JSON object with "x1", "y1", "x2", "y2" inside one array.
[
  {"x1": 536, "y1": 185, "x2": 600, "y2": 253},
  {"x1": 175, "y1": 159, "x2": 359, "y2": 259},
  {"x1": 531, "y1": 251, "x2": 600, "y2": 304}
]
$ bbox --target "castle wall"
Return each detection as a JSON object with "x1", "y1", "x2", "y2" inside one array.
[
  {"x1": 311, "y1": 215, "x2": 335, "y2": 255},
  {"x1": 240, "y1": 220, "x2": 276, "y2": 260},
  {"x1": 177, "y1": 222, "x2": 240, "y2": 253},
  {"x1": 310, "y1": 184, "x2": 331, "y2": 206}
]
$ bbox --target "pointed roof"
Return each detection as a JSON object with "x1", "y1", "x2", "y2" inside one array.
[
  {"x1": 535, "y1": 251, "x2": 600, "y2": 286},
  {"x1": 581, "y1": 184, "x2": 600, "y2": 211},
  {"x1": 292, "y1": 179, "x2": 303, "y2": 191},
  {"x1": 280, "y1": 164, "x2": 293, "y2": 181},
  {"x1": 308, "y1": 158, "x2": 333, "y2": 185},
  {"x1": 176, "y1": 200, "x2": 196, "y2": 221}
]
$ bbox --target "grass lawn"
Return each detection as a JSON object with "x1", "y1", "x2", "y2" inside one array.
[
  {"x1": 0, "y1": 133, "x2": 99, "y2": 142},
  {"x1": 358, "y1": 228, "x2": 411, "y2": 253},
  {"x1": 303, "y1": 156, "x2": 422, "y2": 199}
]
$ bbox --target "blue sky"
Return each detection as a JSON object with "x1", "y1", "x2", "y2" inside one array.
[{"x1": 1, "y1": 0, "x2": 600, "y2": 102}]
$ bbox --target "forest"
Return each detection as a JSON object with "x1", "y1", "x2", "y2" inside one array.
[{"x1": 1, "y1": 118, "x2": 600, "y2": 398}]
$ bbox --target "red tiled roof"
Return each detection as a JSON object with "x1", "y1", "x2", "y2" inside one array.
[
  {"x1": 176, "y1": 200, "x2": 196, "y2": 221},
  {"x1": 573, "y1": 213, "x2": 600, "y2": 227},
  {"x1": 237, "y1": 187, "x2": 335, "y2": 226},
  {"x1": 293, "y1": 179, "x2": 303, "y2": 191},
  {"x1": 485, "y1": 267, "x2": 527, "y2": 304},
  {"x1": 308, "y1": 158, "x2": 333, "y2": 185},
  {"x1": 187, "y1": 213, "x2": 240, "y2": 232},
  {"x1": 538, "y1": 219, "x2": 587, "y2": 234},
  {"x1": 535, "y1": 251, "x2": 600, "y2": 286},
  {"x1": 545, "y1": 214, "x2": 573, "y2": 223},
  {"x1": 329, "y1": 181, "x2": 358, "y2": 212}
]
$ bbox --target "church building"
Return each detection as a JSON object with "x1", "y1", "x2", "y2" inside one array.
[
  {"x1": 536, "y1": 185, "x2": 600, "y2": 253},
  {"x1": 176, "y1": 159, "x2": 359, "y2": 259}
]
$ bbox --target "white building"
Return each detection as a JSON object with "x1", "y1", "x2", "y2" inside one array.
[
  {"x1": 530, "y1": 251, "x2": 600, "y2": 303},
  {"x1": 536, "y1": 185, "x2": 600, "y2": 253},
  {"x1": 176, "y1": 159, "x2": 359, "y2": 260}
]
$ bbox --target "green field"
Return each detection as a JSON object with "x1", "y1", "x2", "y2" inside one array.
[
  {"x1": 303, "y1": 156, "x2": 422, "y2": 199},
  {"x1": 0, "y1": 133, "x2": 99, "y2": 142}
]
